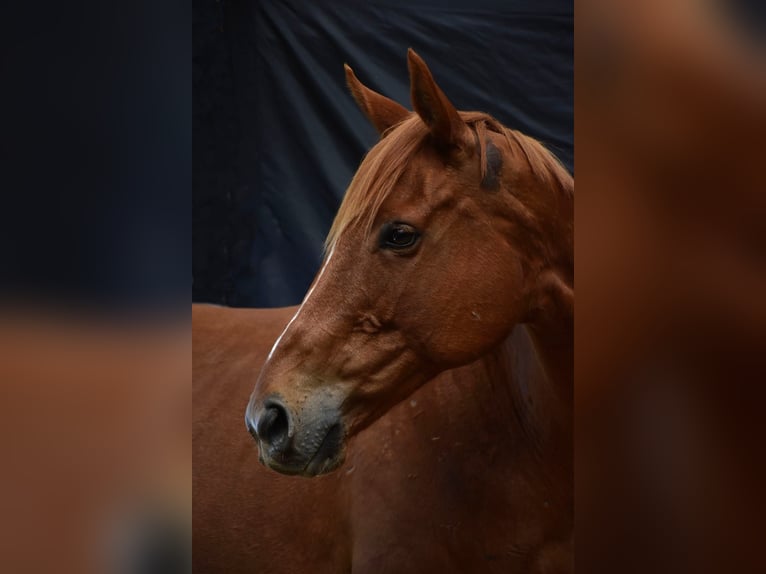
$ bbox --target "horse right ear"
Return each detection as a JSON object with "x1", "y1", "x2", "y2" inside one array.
[
  {"x1": 345, "y1": 64, "x2": 410, "y2": 135},
  {"x1": 407, "y1": 48, "x2": 472, "y2": 152}
]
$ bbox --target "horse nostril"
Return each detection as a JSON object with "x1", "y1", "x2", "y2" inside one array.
[{"x1": 255, "y1": 399, "x2": 292, "y2": 452}]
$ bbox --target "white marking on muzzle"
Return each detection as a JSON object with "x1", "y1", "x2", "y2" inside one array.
[{"x1": 266, "y1": 245, "x2": 336, "y2": 361}]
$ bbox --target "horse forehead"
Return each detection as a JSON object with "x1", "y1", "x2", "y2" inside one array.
[{"x1": 396, "y1": 152, "x2": 466, "y2": 202}]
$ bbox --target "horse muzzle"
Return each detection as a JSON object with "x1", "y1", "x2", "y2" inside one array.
[{"x1": 245, "y1": 394, "x2": 346, "y2": 477}]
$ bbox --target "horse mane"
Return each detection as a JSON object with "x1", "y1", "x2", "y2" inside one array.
[{"x1": 325, "y1": 111, "x2": 573, "y2": 250}]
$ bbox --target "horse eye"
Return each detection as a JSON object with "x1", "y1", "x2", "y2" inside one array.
[{"x1": 380, "y1": 222, "x2": 420, "y2": 250}]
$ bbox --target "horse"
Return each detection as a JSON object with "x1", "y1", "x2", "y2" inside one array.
[{"x1": 194, "y1": 49, "x2": 573, "y2": 573}]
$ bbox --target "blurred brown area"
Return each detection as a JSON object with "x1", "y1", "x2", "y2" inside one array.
[
  {"x1": 0, "y1": 309, "x2": 190, "y2": 574},
  {"x1": 576, "y1": 0, "x2": 766, "y2": 572}
]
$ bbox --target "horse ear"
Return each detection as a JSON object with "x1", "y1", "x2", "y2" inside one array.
[
  {"x1": 407, "y1": 48, "x2": 472, "y2": 151},
  {"x1": 345, "y1": 64, "x2": 410, "y2": 135}
]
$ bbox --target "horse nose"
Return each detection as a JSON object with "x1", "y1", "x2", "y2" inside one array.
[{"x1": 248, "y1": 398, "x2": 294, "y2": 453}]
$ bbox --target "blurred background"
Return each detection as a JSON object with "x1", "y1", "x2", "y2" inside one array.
[
  {"x1": 576, "y1": 0, "x2": 766, "y2": 572},
  {"x1": 192, "y1": 0, "x2": 574, "y2": 308},
  {"x1": 1, "y1": 1, "x2": 190, "y2": 573}
]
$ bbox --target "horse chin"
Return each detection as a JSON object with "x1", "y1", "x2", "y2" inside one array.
[
  {"x1": 260, "y1": 447, "x2": 345, "y2": 478},
  {"x1": 301, "y1": 447, "x2": 345, "y2": 477},
  {"x1": 259, "y1": 423, "x2": 347, "y2": 478},
  {"x1": 300, "y1": 422, "x2": 346, "y2": 477}
]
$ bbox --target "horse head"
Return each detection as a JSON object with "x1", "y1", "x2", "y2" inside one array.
[{"x1": 246, "y1": 49, "x2": 572, "y2": 476}]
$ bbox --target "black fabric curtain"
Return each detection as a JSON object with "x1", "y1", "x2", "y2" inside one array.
[{"x1": 193, "y1": 0, "x2": 573, "y2": 308}]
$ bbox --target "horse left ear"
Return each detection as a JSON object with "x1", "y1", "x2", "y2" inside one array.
[
  {"x1": 407, "y1": 48, "x2": 472, "y2": 152},
  {"x1": 345, "y1": 64, "x2": 410, "y2": 135}
]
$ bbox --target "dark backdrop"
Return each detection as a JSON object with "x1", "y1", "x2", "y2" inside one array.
[{"x1": 193, "y1": 0, "x2": 573, "y2": 308}]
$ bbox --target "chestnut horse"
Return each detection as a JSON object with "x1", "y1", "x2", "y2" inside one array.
[{"x1": 194, "y1": 50, "x2": 573, "y2": 573}]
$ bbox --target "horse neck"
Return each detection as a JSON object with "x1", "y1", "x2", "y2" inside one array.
[
  {"x1": 456, "y1": 274, "x2": 573, "y2": 462},
  {"x1": 485, "y1": 322, "x2": 571, "y2": 431},
  {"x1": 522, "y1": 175, "x2": 574, "y2": 408}
]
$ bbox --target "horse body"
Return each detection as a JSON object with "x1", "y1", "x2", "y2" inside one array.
[{"x1": 193, "y1": 303, "x2": 571, "y2": 573}]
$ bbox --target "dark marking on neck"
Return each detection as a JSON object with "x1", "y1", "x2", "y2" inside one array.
[{"x1": 482, "y1": 138, "x2": 503, "y2": 190}]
